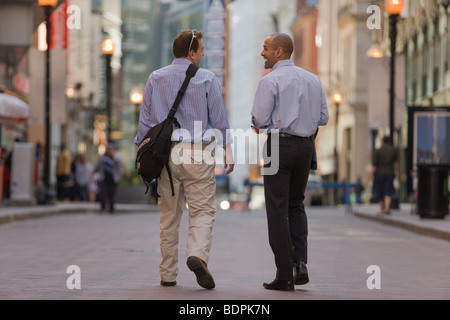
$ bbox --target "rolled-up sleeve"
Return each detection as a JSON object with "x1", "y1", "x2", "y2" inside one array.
[{"x1": 318, "y1": 85, "x2": 329, "y2": 126}]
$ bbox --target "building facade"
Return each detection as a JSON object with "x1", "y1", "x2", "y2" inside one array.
[
  {"x1": 227, "y1": 0, "x2": 297, "y2": 193},
  {"x1": 316, "y1": 0, "x2": 373, "y2": 203},
  {"x1": 365, "y1": 0, "x2": 449, "y2": 201},
  {"x1": 0, "y1": 0, "x2": 124, "y2": 191}
]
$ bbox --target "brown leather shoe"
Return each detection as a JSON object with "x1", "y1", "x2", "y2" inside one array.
[{"x1": 186, "y1": 256, "x2": 215, "y2": 289}]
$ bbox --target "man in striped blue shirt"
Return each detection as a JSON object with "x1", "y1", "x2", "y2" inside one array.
[{"x1": 135, "y1": 30, "x2": 234, "y2": 290}]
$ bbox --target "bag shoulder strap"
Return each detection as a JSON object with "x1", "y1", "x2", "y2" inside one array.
[{"x1": 168, "y1": 64, "x2": 199, "y2": 120}]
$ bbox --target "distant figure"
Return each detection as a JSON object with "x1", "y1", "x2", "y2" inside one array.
[
  {"x1": 2, "y1": 148, "x2": 12, "y2": 199},
  {"x1": 93, "y1": 145, "x2": 127, "y2": 213},
  {"x1": 372, "y1": 136, "x2": 398, "y2": 215},
  {"x1": 70, "y1": 153, "x2": 81, "y2": 201},
  {"x1": 89, "y1": 173, "x2": 100, "y2": 203},
  {"x1": 75, "y1": 154, "x2": 93, "y2": 202},
  {"x1": 55, "y1": 144, "x2": 72, "y2": 200}
]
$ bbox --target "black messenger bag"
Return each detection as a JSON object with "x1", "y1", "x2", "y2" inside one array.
[{"x1": 135, "y1": 64, "x2": 199, "y2": 195}]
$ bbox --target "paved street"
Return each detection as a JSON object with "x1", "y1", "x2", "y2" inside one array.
[{"x1": 1, "y1": 206, "x2": 450, "y2": 301}]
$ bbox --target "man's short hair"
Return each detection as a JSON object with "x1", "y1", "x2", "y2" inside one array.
[
  {"x1": 269, "y1": 33, "x2": 294, "y2": 58},
  {"x1": 173, "y1": 29, "x2": 203, "y2": 58}
]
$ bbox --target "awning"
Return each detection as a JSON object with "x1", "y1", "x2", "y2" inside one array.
[{"x1": 0, "y1": 93, "x2": 29, "y2": 124}]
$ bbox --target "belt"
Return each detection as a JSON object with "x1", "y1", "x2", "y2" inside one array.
[
  {"x1": 171, "y1": 142, "x2": 210, "y2": 150},
  {"x1": 278, "y1": 133, "x2": 309, "y2": 139}
]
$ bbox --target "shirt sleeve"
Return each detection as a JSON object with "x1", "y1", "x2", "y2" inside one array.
[
  {"x1": 318, "y1": 83, "x2": 329, "y2": 126},
  {"x1": 251, "y1": 78, "x2": 275, "y2": 129},
  {"x1": 207, "y1": 76, "x2": 231, "y2": 146}
]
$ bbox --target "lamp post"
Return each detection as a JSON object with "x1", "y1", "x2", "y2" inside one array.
[
  {"x1": 129, "y1": 89, "x2": 143, "y2": 125},
  {"x1": 385, "y1": 0, "x2": 404, "y2": 145},
  {"x1": 38, "y1": 0, "x2": 58, "y2": 204},
  {"x1": 102, "y1": 38, "x2": 115, "y2": 143},
  {"x1": 367, "y1": 19, "x2": 383, "y2": 153},
  {"x1": 332, "y1": 91, "x2": 343, "y2": 204}
]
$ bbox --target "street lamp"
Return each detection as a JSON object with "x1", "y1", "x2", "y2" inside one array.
[
  {"x1": 129, "y1": 89, "x2": 143, "y2": 125},
  {"x1": 102, "y1": 38, "x2": 115, "y2": 143},
  {"x1": 332, "y1": 91, "x2": 343, "y2": 204},
  {"x1": 385, "y1": 0, "x2": 404, "y2": 145},
  {"x1": 38, "y1": 0, "x2": 58, "y2": 204},
  {"x1": 366, "y1": 43, "x2": 384, "y2": 58}
]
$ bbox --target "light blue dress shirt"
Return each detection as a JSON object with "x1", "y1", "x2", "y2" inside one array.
[
  {"x1": 134, "y1": 59, "x2": 231, "y2": 146},
  {"x1": 251, "y1": 60, "x2": 329, "y2": 137}
]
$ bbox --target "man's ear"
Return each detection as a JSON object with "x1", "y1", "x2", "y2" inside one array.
[
  {"x1": 275, "y1": 47, "x2": 283, "y2": 59},
  {"x1": 187, "y1": 50, "x2": 195, "y2": 63}
]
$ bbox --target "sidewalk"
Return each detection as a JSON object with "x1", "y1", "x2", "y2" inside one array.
[
  {"x1": 352, "y1": 203, "x2": 450, "y2": 242},
  {"x1": 0, "y1": 201, "x2": 158, "y2": 225}
]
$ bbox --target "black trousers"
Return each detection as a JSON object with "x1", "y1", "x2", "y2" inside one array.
[
  {"x1": 56, "y1": 175, "x2": 71, "y2": 200},
  {"x1": 99, "y1": 180, "x2": 118, "y2": 212},
  {"x1": 263, "y1": 135, "x2": 313, "y2": 281}
]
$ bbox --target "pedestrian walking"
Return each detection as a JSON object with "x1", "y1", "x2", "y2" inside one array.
[
  {"x1": 1, "y1": 147, "x2": 11, "y2": 199},
  {"x1": 89, "y1": 173, "x2": 100, "y2": 203},
  {"x1": 372, "y1": 136, "x2": 398, "y2": 215},
  {"x1": 134, "y1": 29, "x2": 234, "y2": 290},
  {"x1": 93, "y1": 145, "x2": 127, "y2": 213},
  {"x1": 75, "y1": 154, "x2": 93, "y2": 202},
  {"x1": 55, "y1": 144, "x2": 72, "y2": 201},
  {"x1": 251, "y1": 33, "x2": 329, "y2": 291},
  {"x1": 70, "y1": 153, "x2": 81, "y2": 201}
]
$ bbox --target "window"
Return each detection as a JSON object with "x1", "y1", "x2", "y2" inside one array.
[
  {"x1": 433, "y1": 67, "x2": 439, "y2": 93},
  {"x1": 306, "y1": 0, "x2": 319, "y2": 6},
  {"x1": 421, "y1": 74, "x2": 427, "y2": 98}
]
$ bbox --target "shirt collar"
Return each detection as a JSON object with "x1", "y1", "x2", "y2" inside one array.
[
  {"x1": 172, "y1": 58, "x2": 192, "y2": 66},
  {"x1": 272, "y1": 59, "x2": 294, "y2": 71}
]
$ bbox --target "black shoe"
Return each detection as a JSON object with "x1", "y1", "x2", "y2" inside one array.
[
  {"x1": 263, "y1": 279, "x2": 294, "y2": 291},
  {"x1": 160, "y1": 281, "x2": 177, "y2": 287},
  {"x1": 294, "y1": 261, "x2": 309, "y2": 285},
  {"x1": 186, "y1": 256, "x2": 215, "y2": 289}
]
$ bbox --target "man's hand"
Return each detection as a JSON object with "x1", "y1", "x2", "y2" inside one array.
[
  {"x1": 224, "y1": 144, "x2": 235, "y2": 175},
  {"x1": 251, "y1": 126, "x2": 260, "y2": 134}
]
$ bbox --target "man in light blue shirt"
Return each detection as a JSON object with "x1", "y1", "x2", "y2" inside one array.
[
  {"x1": 251, "y1": 33, "x2": 329, "y2": 291},
  {"x1": 135, "y1": 30, "x2": 234, "y2": 290}
]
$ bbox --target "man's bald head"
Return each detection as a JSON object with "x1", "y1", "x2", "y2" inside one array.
[{"x1": 269, "y1": 33, "x2": 293, "y2": 59}]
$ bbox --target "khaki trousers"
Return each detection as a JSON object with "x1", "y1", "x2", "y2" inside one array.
[{"x1": 157, "y1": 143, "x2": 216, "y2": 282}]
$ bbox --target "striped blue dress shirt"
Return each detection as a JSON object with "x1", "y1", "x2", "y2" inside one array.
[
  {"x1": 134, "y1": 58, "x2": 231, "y2": 146},
  {"x1": 251, "y1": 60, "x2": 329, "y2": 137}
]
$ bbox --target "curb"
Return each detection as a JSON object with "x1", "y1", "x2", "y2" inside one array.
[
  {"x1": 0, "y1": 204, "x2": 158, "y2": 226},
  {"x1": 353, "y1": 211, "x2": 450, "y2": 242}
]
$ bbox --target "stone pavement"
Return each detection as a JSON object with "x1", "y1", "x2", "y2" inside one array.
[
  {"x1": 1, "y1": 200, "x2": 449, "y2": 242},
  {"x1": 2, "y1": 201, "x2": 450, "y2": 304}
]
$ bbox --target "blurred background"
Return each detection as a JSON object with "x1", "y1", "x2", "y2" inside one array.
[{"x1": 0, "y1": 0, "x2": 449, "y2": 210}]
